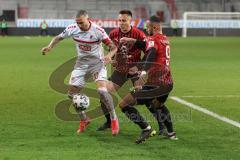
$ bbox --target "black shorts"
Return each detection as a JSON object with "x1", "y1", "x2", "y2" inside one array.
[
  {"x1": 131, "y1": 84, "x2": 173, "y2": 105},
  {"x1": 108, "y1": 70, "x2": 139, "y2": 87}
]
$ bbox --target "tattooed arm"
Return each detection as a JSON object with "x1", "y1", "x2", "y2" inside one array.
[{"x1": 103, "y1": 40, "x2": 117, "y2": 64}]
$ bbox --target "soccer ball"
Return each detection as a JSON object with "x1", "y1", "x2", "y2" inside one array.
[{"x1": 72, "y1": 94, "x2": 90, "y2": 111}]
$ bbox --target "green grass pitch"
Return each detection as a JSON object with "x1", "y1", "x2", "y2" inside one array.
[{"x1": 0, "y1": 36, "x2": 239, "y2": 160}]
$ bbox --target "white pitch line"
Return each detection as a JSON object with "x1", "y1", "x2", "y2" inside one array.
[
  {"x1": 181, "y1": 95, "x2": 240, "y2": 98},
  {"x1": 170, "y1": 96, "x2": 240, "y2": 128}
]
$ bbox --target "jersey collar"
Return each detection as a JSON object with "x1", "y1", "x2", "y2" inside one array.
[{"x1": 119, "y1": 26, "x2": 132, "y2": 34}]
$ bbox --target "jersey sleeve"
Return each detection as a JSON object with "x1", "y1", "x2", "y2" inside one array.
[
  {"x1": 96, "y1": 27, "x2": 111, "y2": 45},
  {"x1": 146, "y1": 37, "x2": 158, "y2": 51},
  {"x1": 109, "y1": 30, "x2": 114, "y2": 41},
  {"x1": 138, "y1": 30, "x2": 146, "y2": 40},
  {"x1": 59, "y1": 25, "x2": 73, "y2": 39}
]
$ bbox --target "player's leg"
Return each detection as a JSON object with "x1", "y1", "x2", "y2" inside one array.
[
  {"x1": 68, "y1": 67, "x2": 90, "y2": 134},
  {"x1": 144, "y1": 100, "x2": 165, "y2": 134},
  {"x1": 93, "y1": 65, "x2": 119, "y2": 135},
  {"x1": 135, "y1": 83, "x2": 175, "y2": 138},
  {"x1": 96, "y1": 80, "x2": 119, "y2": 135},
  {"x1": 131, "y1": 79, "x2": 165, "y2": 134},
  {"x1": 119, "y1": 93, "x2": 156, "y2": 144},
  {"x1": 97, "y1": 70, "x2": 127, "y2": 131},
  {"x1": 153, "y1": 95, "x2": 177, "y2": 140},
  {"x1": 96, "y1": 81, "x2": 117, "y2": 120},
  {"x1": 97, "y1": 80, "x2": 120, "y2": 131}
]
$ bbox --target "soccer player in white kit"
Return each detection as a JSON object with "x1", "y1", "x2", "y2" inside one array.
[{"x1": 41, "y1": 10, "x2": 119, "y2": 136}]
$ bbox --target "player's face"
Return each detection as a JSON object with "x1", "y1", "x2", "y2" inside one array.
[
  {"x1": 76, "y1": 15, "x2": 90, "y2": 30},
  {"x1": 146, "y1": 21, "x2": 154, "y2": 36},
  {"x1": 118, "y1": 14, "x2": 131, "y2": 32}
]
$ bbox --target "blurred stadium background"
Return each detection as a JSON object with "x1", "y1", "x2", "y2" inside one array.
[
  {"x1": 0, "y1": 1, "x2": 239, "y2": 160},
  {"x1": 1, "y1": 0, "x2": 240, "y2": 36}
]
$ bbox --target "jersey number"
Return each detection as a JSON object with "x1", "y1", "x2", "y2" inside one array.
[{"x1": 165, "y1": 45, "x2": 170, "y2": 66}]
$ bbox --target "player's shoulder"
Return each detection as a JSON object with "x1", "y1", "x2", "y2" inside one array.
[
  {"x1": 131, "y1": 26, "x2": 146, "y2": 38},
  {"x1": 154, "y1": 33, "x2": 168, "y2": 39},
  {"x1": 109, "y1": 28, "x2": 119, "y2": 35},
  {"x1": 146, "y1": 35, "x2": 155, "y2": 42},
  {"x1": 157, "y1": 34, "x2": 170, "y2": 45},
  {"x1": 62, "y1": 23, "x2": 78, "y2": 35},
  {"x1": 108, "y1": 28, "x2": 119, "y2": 39},
  {"x1": 65, "y1": 23, "x2": 78, "y2": 30},
  {"x1": 152, "y1": 34, "x2": 170, "y2": 45},
  {"x1": 91, "y1": 22, "x2": 106, "y2": 34}
]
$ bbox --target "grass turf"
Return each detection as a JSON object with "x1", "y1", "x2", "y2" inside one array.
[{"x1": 0, "y1": 36, "x2": 239, "y2": 160}]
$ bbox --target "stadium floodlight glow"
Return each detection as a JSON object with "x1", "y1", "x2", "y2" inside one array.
[{"x1": 182, "y1": 12, "x2": 240, "y2": 38}]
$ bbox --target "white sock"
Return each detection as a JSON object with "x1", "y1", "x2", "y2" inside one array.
[
  {"x1": 110, "y1": 110, "x2": 117, "y2": 120},
  {"x1": 143, "y1": 125, "x2": 151, "y2": 131},
  {"x1": 168, "y1": 132, "x2": 175, "y2": 136},
  {"x1": 79, "y1": 110, "x2": 87, "y2": 120}
]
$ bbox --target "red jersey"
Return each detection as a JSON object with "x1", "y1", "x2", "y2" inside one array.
[
  {"x1": 145, "y1": 33, "x2": 173, "y2": 85},
  {"x1": 109, "y1": 27, "x2": 146, "y2": 73}
]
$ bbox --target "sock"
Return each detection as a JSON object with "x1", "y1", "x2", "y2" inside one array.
[
  {"x1": 100, "y1": 100, "x2": 111, "y2": 124},
  {"x1": 157, "y1": 105, "x2": 174, "y2": 133},
  {"x1": 98, "y1": 88, "x2": 117, "y2": 120},
  {"x1": 145, "y1": 102, "x2": 165, "y2": 132},
  {"x1": 79, "y1": 110, "x2": 88, "y2": 120},
  {"x1": 143, "y1": 125, "x2": 151, "y2": 131},
  {"x1": 121, "y1": 105, "x2": 149, "y2": 130}
]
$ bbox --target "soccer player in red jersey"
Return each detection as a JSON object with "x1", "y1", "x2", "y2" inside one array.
[
  {"x1": 97, "y1": 10, "x2": 146, "y2": 130},
  {"x1": 109, "y1": 11, "x2": 146, "y2": 74},
  {"x1": 97, "y1": 10, "x2": 169, "y2": 140},
  {"x1": 97, "y1": 10, "x2": 163, "y2": 137},
  {"x1": 119, "y1": 15, "x2": 177, "y2": 143}
]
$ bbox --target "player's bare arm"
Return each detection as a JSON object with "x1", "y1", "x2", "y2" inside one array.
[
  {"x1": 41, "y1": 35, "x2": 64, "y2": 55},
  {"x1": 134, "y1": 71, "x2": 148, "y2": 90},
  {"x1": 103, "y1": 41, "x2": 117, "y2": 64},
  {"x1": 134, "y1": 47, "x2": 157, "y2": 90}
]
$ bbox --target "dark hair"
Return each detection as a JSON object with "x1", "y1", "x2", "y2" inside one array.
[
  {"x1": 76, "y1": 10, "x2": 88, "y2": 18},
  {"x1": 149, "y1": 15, "x2": 161, "y2": 23},
  {"x1": 119, "y1": 10, "x2": 132, "y2": 17}
]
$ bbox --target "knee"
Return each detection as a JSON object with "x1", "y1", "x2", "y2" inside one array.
[
  {"x1": 119, "y1": 99, "x2": 135, "y2": 109},
  {"x1": 68, "y1": 86, "x2": 80, "y2": 99},
  {"x1": 107, "y1": 82, "x2": 119, "y2": 94},
  {"x1": 97, "y1": 87, "x2": 107, "y2": 92},
  {"x1": 119, "y1": 101, "x2": 125, "y2": 109},
  {"x1": 97, "y1": 87, "x2": 109, "y2": 96}
]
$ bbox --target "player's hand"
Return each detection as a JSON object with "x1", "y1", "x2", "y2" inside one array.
[
  {"x1": 134, "y1": 71, "x2": 147, "y2": 91},
  {"x1": 103, "y1": 54, "x2": 113, "y2": 65},
  {"x1": 41, "y1": 46, "x2": 51, "y2": 55}
]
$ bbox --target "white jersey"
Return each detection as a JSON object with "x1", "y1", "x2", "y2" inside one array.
[{"x1": 59, "y1": 21, "x2": 111, "y2": 67}]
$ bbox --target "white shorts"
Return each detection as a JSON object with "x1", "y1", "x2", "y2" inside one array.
[{"x1": 69, "y1": 62, "x2": 107, "y2": 87}]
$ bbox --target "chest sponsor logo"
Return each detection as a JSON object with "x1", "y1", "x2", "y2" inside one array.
[{"x1": 79, "y1": 44, "x2": 91, "y2": 51}]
